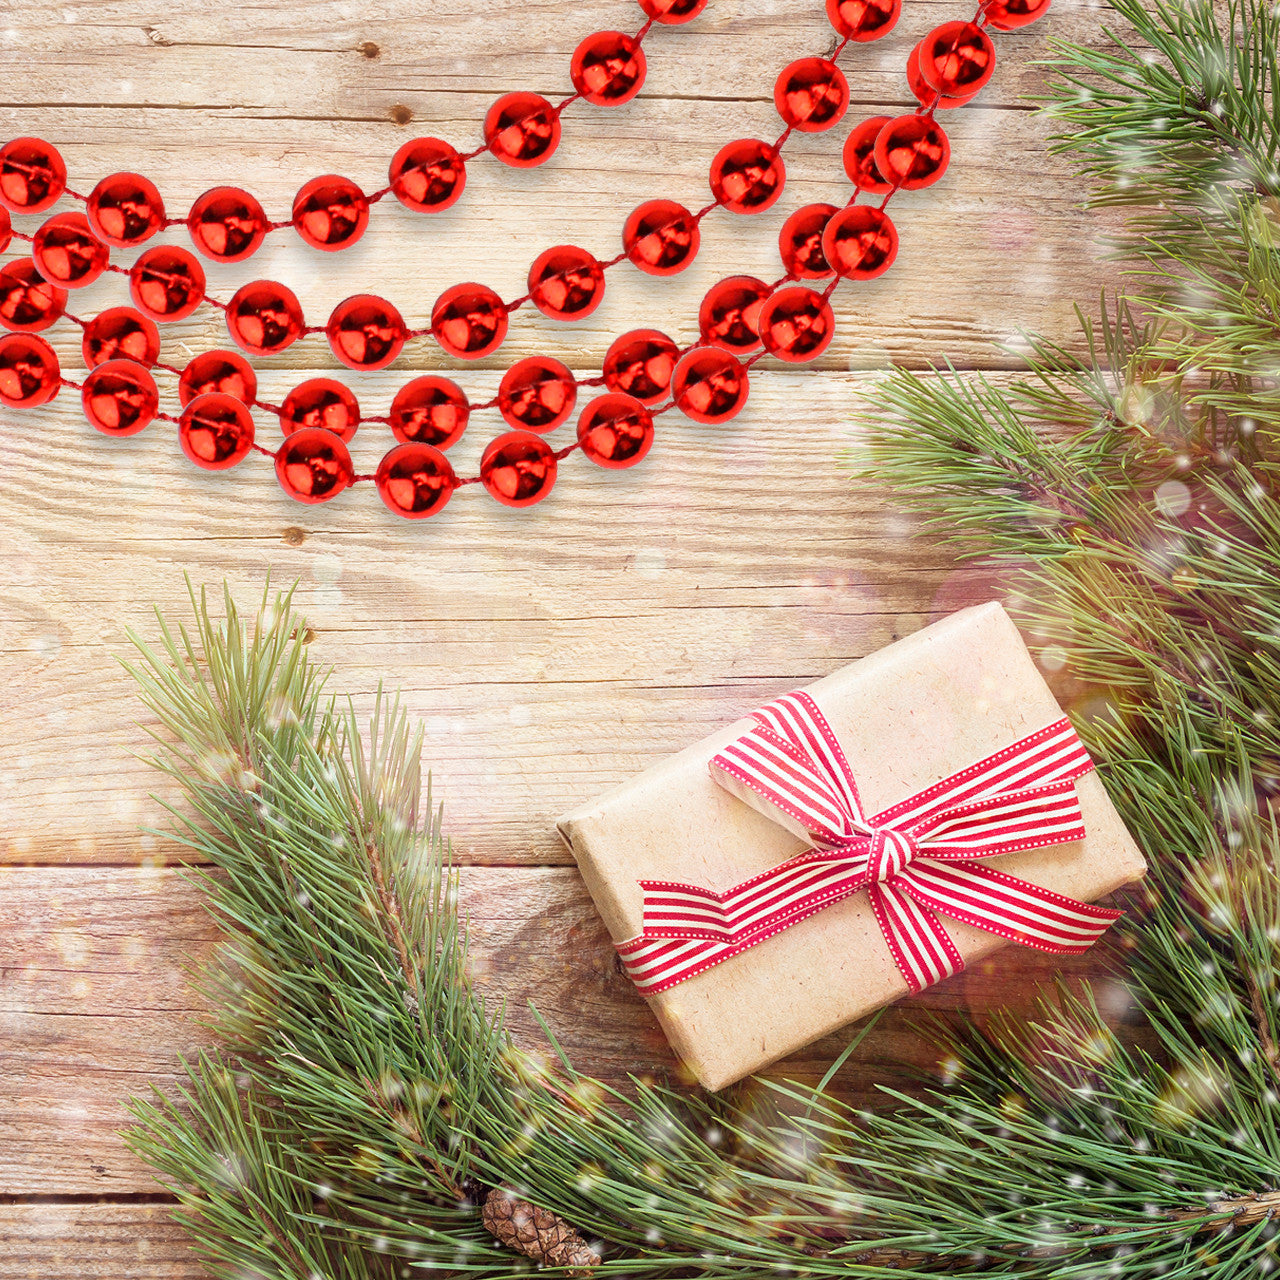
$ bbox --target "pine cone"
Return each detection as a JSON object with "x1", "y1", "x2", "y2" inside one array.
[{"x1": 481, "y1": 1188, "x2": 601, "y2": 1275}]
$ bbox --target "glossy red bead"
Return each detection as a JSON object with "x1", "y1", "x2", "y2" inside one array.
[
  {"x1": 821, "y1": 205, "x2": 899, "y2": 280},
  {"x1": 280, "y1": 378, "x2": 360, "y2": 442},
  {"x1": 388, "y1": 137, "x2": 466, "y2": 213},
  {"x1": 178, "y1": 349, "x2": 257, "y2": 407},
  {"x1": 779, "y1": 204, "x2": 837, "y2": 279},
  {"x1": 292, "y1": 175, "x2": 369, "y2": 251},
  {"x1": 0, "y1": 207, "x2": 10, "y2": 253},
  {"x1": 0, "y1": 259, "x2": 67, "y2": 332},
  {"x1": 498, "y1": 356, "x2": 577, "y2": 433},
  {"x1": 918, "y1": 22, "x2": 996, "y2": 98},
  {"x1": 602, "y1": 329, "x2": 679, "y2": 404},
  {"x1": 484, "y1": 93, "x2": 561, "y2": 168},
  {"x1": 226, "y1": 280, "x2": 305, "y2": 356},
  {"x1": 638, "y1": 0, "x2": 706, "y2": 21},
  {"x1": 82, "y1": 307, "x2": 161, "y2": 369},
  {"x1": 32, "y1": 212, "x2": 108, "y2": 289},
  {"x1": 86, "y1": 172, "x2": 165, "y2": 247},
  {"x1": 906, "y1": 44, "x2": 977, "y2": 110},
  {"x1": 982, "y1": 0, "x2": 1051, "y2": 29},
  {"x1": 431, "y1": 283, "x2": 508, "y2": 359},
  {"x1": 178, "y1": 392, "x2": 255, "y2": 470},
  {"x1": 698, "y1": 276, "x2": 769, "y2": 353},
  {"x1": 389, "y1": 376, "x2": 469, "y2": 449},
  {"x1": 129, "y1": 246, "x2": 206, "y2": 322},
  {"x1": 187, "y1": 186, "x2": 269, "y2": 262},
  {"x1": 571, "y1": 30, "x2": 646, "y2": 106},
  {"x1": 0, "y1": 332, "x2": 60, "y2": 407},
  {"x1": 528, "y1": 245, "x2": 605, "y2": 321},
  {"x1": 709, "y1": 139, "x2": 785, "y2": 214},
  {"x1": 376, "y1": 441, "x2": 456, "y2": 519},
  {"x1": 80, "y1": 358, "x2": 159, "y2": 436},
  {"x1": 825, "y1": 0, "x2": 902, "y2": 41},
  {"x1": 774, "y1": 58, "x2": 849, "y2": 132},
  {"x1": 577, "y1": 393, "x2": 654, "y2": 469},
  {"x1": 480, "y1": 431, "x2": 558, "y2": 508},
  {"x1": 757, "y1": 287, "x2": 836, "y2": 363},
  {"x1": 842, "y1": 117, "x2": 893, "y2": 193},
  {"x1": 671, "y1": 347, "x2": 749, "y2": 424},
  {"x1": 622, "y1": 200, "x2": 700, "y2": 276},
  {"x1": 275, "y1": 426, "x2": 355, "y2": 504},
  {"x1": 874, "y1": 114, "x2": 951, "y2": 190},
  {"x1": 326, "y1": 294, "x2": 408, "y2": 371},
  {"x1": 0, "y1": 138, "x2": 66, "y2": 213}
]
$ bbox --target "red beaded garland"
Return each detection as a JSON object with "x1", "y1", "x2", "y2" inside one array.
[
  {"x1": 577, "y1": 393, "x2": 654, "y2": 469},
  {"x1": 280, "y1": 378, "x2": 361, "y2": 442},
  {"x1": 757, "y1": 286, "x2": 836, "y2": 363},
  {"x1": 779, "y1": 204, "x2": 837, "y2": 279},
  {"x1": 178, "y1": 349, "x2": 257, "y2": 407},
  {"x1": 906, "y1": 44, "x2": 975, "y2": 109},
  {"x1": 638, "y1": 0, "x2": 707, "y2": 21},
  {"x1": 82, "y1": 307, "x2": 161, "y2": 369},
  {"x1": 774, "y1": 58, "x2": 849, "y2": 133},
  {"x1": 709, "y1": 139, "x2": 786, "y2": 214},
  {"x1": 602, "y1": 328, "x2": 680, "y2": 404},
  {"x1": 982, "y1": 0, "x2": 1051, "y2": 29},
  {"x1": 821, "y1": 204, "x2": 899, "y2": 280},
  {"x1": 698, "y1": 275, "x2": 769, "y2": 352},
  {"x1": 388, "y1": 138, "x2": 466, "y2": 213},
  {"x1": 80, "y1": 358, "x2": 159, "y2": 437},
  {"x1": 527, "y1": 245, "x2": 605, "y2": 321},
  {"x1": 0, "y1": 138, "x2": 66, "y2": 213},
  {"x1": 292, "y1": 175, "x2": 369, "y2": 252},
  {"x1": 325, "y1": 294, "x2": 408, "y2": 371},
  {"x1": 226, "y1": 280, "x2": 305, "y2": 356},
  {"x1": 187, "y1": 186, "x2": 269, "y2": 262},
  {"x1": 571, "y1": 31, "x2": 646, "y2": 106},
  {"x1": 431, "y1": 282, "x2": 509, "y2": 359},
  {"x1": 874, "y1": 114, "x2": 951, "y2": 190},
  {"x1": 0, "y1": 207, "x2": 10, "y2": 254},
  {"x1": 86, "y1": 172, "x2": 166, "y2": 247},
  {"x1": 31, "y1": 212, "x2": 109, "y2": 289},
  {"x1": 0, "y1": 259, "x2": 67, "y2": 332},
  {"x1": 918, "y1": 22, "x2": 996, "y2": 98},
  {"x1": 671, "y1": 346, "x2": 750, "y2": 423},
  {"x1": 484, "y1": 93, "x2": 561, "y2": 168},
  {"x1": 275, "y1": 426, "x2": 355, "y2": 504},
  {"x1": 842, "y1": 116, "x2": 893, "y2": 193},
  {"x1": 479, "y1": 431, "x2": 558, "y2": 507},
  {"x1": 498, "y1": 356, "x2": 577, "y2": 433},
  {"x1": 0, "y1": 332, "x2": 60, "y2": 407},
  {"x1": 389, "y1": 376, "x2": 469, "y2": 449},
  {"x1": 178, "y1": 392, "x2": 255, "y2": 470},
  {"x1": 825, "y1": 0, "x2": 902, "y2": 40},
  {"x1": 129, "y1": 246, "x2": 206, "y2": 322},
  {"x1": 622, "y1": 200, "x2": 700, "y2": 276},
  {"x1": 376, "y1": 441, "x2": 457, "y2": 519}
]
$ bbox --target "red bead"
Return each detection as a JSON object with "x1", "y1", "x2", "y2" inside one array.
[
  {"x1": 671, "y1": 347, "x2": 749, "y2": 424},
  {"x1": 129, "y1": 246, "x2": 206, "y2": 322},
  {"x1": 577, "y1": 393, "x2": 654, "y2": 469},
  {"x1": 80, "y1": 358, "x2": 159, "y2": 436},
  {"x1": 918, "y1": 22, "x2": 996, "y2": 98},
  {"x1": 774, "y1": 58, "x2": 849, "y2": 132},
  {"x1": 187, "y1": 186, "x2": 269, "y2": 262},
  {"x1": 325, "y1": 294, "x2": 408, "y2": 371},
  {"x1": 86, "y1": 172, "x2": 165, "y2": 247},
  {"x1": 821, "y1": 205, "x2": 898, "y2": 280},
  {"x1": 280, "y1": 378, "x2": 360, "y2": 442},
  {"x1": 0, "y1": 259, "x2": 67, "y2": 332},
  {"x1": 982, "y1": 0, "x2": 1051, "y2": 29},
  {"x1": 480, "y1": 431, "x2": 558, "y2": 508},
  {"x1": 571, "y1": 31, "x2": 646, "y2": 106},
  {"x1": 779, "y1": 204, "x2": 837, "y2": 279},
  {"x1": 874, "y1": 115, "x2": 950, "y2": 190},
  {"x1": 906, "y1": 44, "x2": 977, "y2": 110},
  {"x1": 709, "y1": 139, "x2": 785, "y2": 214},
  {"x1": 825, "y1": 0, "x2": 901, "y2": 41},
  {"x1": 0, "y1": 206, "x2": 10, "y2": 253},
  {"x1": 388, "y1": 138, "x2": 466, "y2": 213},
  {"x1": 484, "y1": 93, "x2": 561, "y2": 168},
  {"x1": 179, "y1": 392, "x2": 255, "y2": 470},
  {"x1": 698, "y1": 276, "x2": 769, "y2": 353},
  {"x1": 32, "y1": 212, "x2": 109, "y2": 289},
  {"x1": 0, "y1": 332, "x2": 60, "y2": 407},
  {"x1": 226, "y1": 280, "x2": 305, "y2": 356},
  {"x1": 275, "y1": 426, "x2": 355, "y2": 504},
  {"x1": 82, "y1": 307, "x2": 160, "y2": 369},
  {"x1": 389, "y1": 376, "x2": 469, "y2": 449},
  {"x1": 638, "y1": 0, "x2": 706, "y2": 21},
  {"x1": 0, "y1": 138, "x2": 66, "y2": 213},
  {"x1": 528, "y1": 245, "x2": 605, "y2": 321},
  {"x1": 498, "y1": 356, "x2": 577, "y2": 433},
  {"x1": 622, "y1": 200, "x2": 700, "y2": 276},
  {"x1": 842, "y1": 117, "x2": 893, "y2": 193},
  {"x1": 757, "y1": 286, "x2": 836, "y2": 363},
  {"x1": 178, "y1": 349, "x2": 257, "y2": 407},
  {"x1": 292, "y1": 175, "x2": 369, "y2": 252},
  {"x1": 602, "y1": 329, "x2": 679, "y2": 404},
  {"x1": 376, "y1": 441, "x2": 456, "y2": 519},
  {"x1": 431, "y1": 283, "x2": 508, "y2": 359}
]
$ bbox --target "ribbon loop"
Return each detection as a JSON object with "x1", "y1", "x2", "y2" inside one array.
[{"x1": 869, "y1": 829, "x2": 917, "y2": 884}]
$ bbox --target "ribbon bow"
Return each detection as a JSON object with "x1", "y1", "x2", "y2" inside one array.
[{"x1": 617, "y1": 691, "x2": 1121, "y2": 997}]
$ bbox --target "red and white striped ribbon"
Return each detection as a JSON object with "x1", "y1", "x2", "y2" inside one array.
[{"x1": 616, "y1": 691, "x2": 1121, "y2": 997}]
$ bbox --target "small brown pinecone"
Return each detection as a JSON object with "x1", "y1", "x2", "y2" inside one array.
[{"x1": 481, "y1": 1188, "x2": 601, "y2": 1275}]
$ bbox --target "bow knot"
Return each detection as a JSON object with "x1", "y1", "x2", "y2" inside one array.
[{"x1": 867, "y1": 828, "x2": 917, "y2": 884}]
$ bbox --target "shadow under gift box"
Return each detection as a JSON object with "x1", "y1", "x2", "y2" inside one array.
[{"x1": 556, "y1": 601, "x2": 1148, "y2": 1092}]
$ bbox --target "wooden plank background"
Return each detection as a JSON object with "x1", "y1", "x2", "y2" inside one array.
[{"x1": 0, "y1": 0, "x2": 1142, "y2": 1272}]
